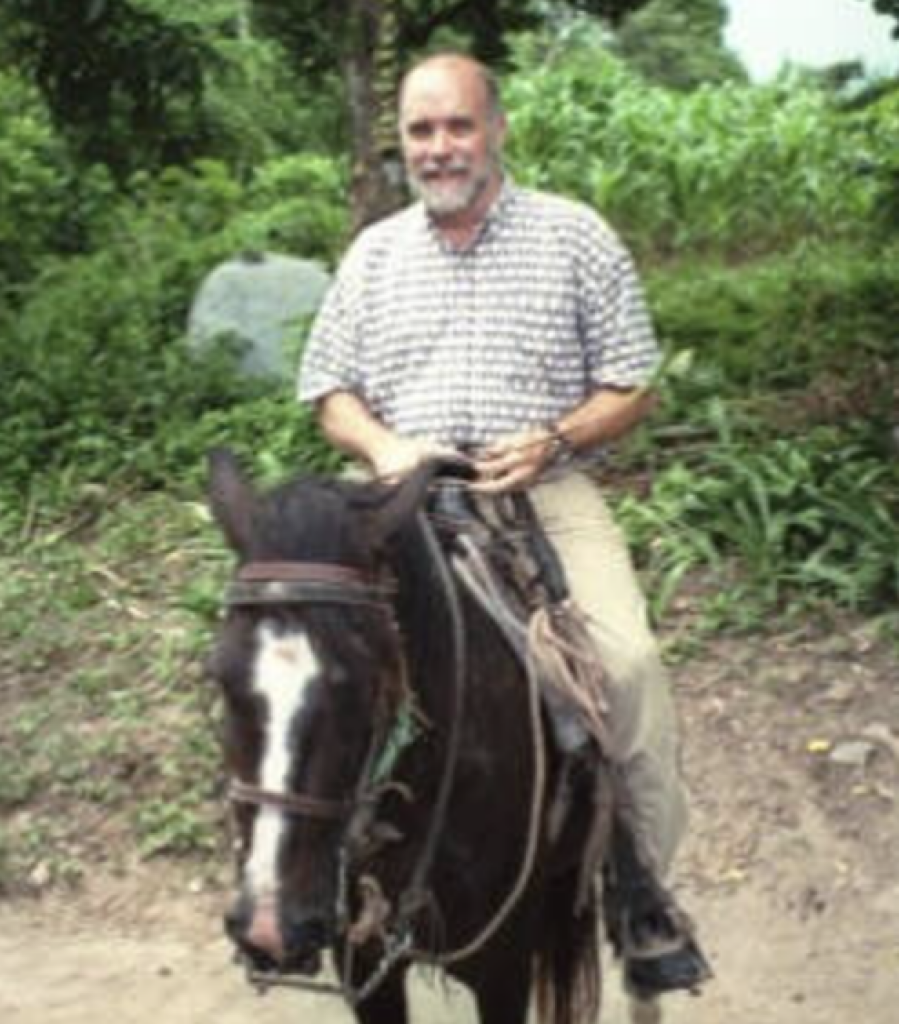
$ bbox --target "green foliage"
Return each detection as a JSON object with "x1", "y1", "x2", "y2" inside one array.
[
  {"x1": 250, "y1": 0, "x2": 651, "y2": 78},
  {"x1": 0, "y1": 155, "x2": 346, "y2": 505},
  {"x1": 648, "y1": 240, "x2": 899, "y2": 412},
  {"x1": 1, "y1": 0, "x2": 228, "y2": 177},
  {"x1": 0, "y1": 70, "x2": 71, "y2": 287},
  {"x1": 0, "y1": 495, "x2": 228, "y2": 887},
  {"x1": 226, "y1": 154, "x2": 350, "y2": 258},
  {"x1": 618, "y1": 418, "x2": 899, "y2": 623},
  {"x1": 505, "y1": 32, "x2": 885, "y2": 258},
  {"x1": 0, "y1": 0, "x2": 334, "y2": 182},
  {"x1": 614, "y1": 0, "x2": 747, "y2": 90},
  {"x1": 855, "y1": 84, "x2": 899, "y2": 234}
]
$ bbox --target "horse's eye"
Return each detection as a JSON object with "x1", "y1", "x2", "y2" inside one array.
[{"x1": 327, "y1": 664, "x2": 351, "y2": 687}]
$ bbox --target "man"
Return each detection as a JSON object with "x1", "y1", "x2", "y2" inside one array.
[{"x1": 299, "y1": 52, "x2": 708, "y2": 997}]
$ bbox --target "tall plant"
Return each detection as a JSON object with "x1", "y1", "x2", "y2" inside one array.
[{"x1": 504, "y1": 32, "x2": 884, "y2": 257}]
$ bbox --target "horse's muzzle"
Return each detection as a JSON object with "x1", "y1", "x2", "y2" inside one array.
[{"x1": 225, "y1": 896, "x2": 332, "y2": 977}]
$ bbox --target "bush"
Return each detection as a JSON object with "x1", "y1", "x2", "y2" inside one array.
[
  {"x1": 647, "y1": 240, "x2": 899, "y2": 422},
  {"x1": 618, "y1": 419, "x2": 899, "y2": 620},
  {"x1": 0, "y1": 70, "x2": 71, "y2": 287},
  {"x1": 1, "y1": 155, "x2": 346, "y2": 505},
  {"x1": 504, "y1": 31, "x2": 885, "y2": 259}
]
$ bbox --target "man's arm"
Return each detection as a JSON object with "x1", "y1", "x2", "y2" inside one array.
[
  {"x1": 318, "y1": 390, "x2": 452, "y2": 481},
  {"x1": 473, "y1": 386, "x2": 656, "y2": 494},
  {"x1": 554, "y1": 385, "x2": 658, "y2": 449}
]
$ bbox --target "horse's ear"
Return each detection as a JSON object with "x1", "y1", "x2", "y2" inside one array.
[
  {"x1": 368, "y1": 461, "x2": 442, "y2": 544},
  {"x1": 208, "y1": 447, "x2": 258, "y2": 555}
]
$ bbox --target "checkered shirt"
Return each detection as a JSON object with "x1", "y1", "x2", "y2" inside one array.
[{"x1": 299, "y1": 181, "x2": 659, "y2": 447}]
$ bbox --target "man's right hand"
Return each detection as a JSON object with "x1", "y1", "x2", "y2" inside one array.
[{"x1": 371, "y1": 436, "x2": 457, "y2": 482}]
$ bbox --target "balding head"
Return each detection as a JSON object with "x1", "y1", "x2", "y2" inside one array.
[
  {"x1": 398, "y1": 53, "x2": 506, "y2": 227},
  {"x1": 400, "y1": 53, "x2": 503, "y2": 124}
]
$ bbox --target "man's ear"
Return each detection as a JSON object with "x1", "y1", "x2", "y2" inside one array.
[
  {"x1": 207, "y1": 448, "x2": 258, "y2": 556},
  {"x1": 494, "y1": 110, "x2": 508, "y2": 147}
]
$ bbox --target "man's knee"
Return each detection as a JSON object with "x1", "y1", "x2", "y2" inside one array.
[
  {"x1": 600, "y1": 637, "x2": 677, "y2": 761},
  {"x1": 601, "y1": 632, "x2": 664, "y2": 701}
]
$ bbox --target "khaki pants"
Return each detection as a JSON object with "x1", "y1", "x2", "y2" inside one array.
[{"x1": 529, "y1": 470, "x2": 688, "y2": 877}]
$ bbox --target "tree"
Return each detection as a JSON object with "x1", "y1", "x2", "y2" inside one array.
[
  {"x1": 0, "y1": 1, "x2": 242, "y2": 179},
  {"x1": 864, "y1": 0, "x2": 899, "y2": 37},
  {"x1": 251, "y1": 0, "x2": 653, "y2": 229},
  {"x1": 251, "y1": 1, "x2": 651, "y2": 78},
  {"x1": 614, "y1": 0, "x2": 747, "y2": 91},
  {"x1": 345, "y1": 0, "x2": 406, "y2": 231}
]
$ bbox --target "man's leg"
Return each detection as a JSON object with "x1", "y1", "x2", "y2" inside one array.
[
  {"x1": 530, "y1": 470, "x2": 686, "y2": 876},
  {"x1": 529, "y1": 471, "x2": 708, "y2": 996}
]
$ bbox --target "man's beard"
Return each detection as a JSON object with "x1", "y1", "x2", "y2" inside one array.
[{"x1": 408, "y1": 156, "x2": 494, "y2": 219}]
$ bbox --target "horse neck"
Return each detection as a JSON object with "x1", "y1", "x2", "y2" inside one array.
[{"x1": 389, "y1": 520, "x2": 460, "y2": 721}]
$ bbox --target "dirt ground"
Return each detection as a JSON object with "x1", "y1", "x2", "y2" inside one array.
[{"x1": 2, "y1": 610, "x2": 898, "y2": 1023}]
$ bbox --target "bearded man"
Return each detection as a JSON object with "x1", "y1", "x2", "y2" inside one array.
[{"x1": 299, "y1": 52, "x2": 709, "y2": 999}]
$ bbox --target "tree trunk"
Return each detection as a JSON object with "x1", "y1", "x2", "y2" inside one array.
[{"x1": 343, "y1": 0, "x2": 407, "y2": 234}]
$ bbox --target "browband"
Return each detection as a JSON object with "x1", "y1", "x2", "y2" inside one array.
[{"x1": 225, "y1": 561, "x2": 393, "y2": 610}]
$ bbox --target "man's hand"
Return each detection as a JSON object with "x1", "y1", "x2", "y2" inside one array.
[
  {"x1": 471, "y1": 429, "x2": 554, "y2": 494},
  {"x1": 371, "y1": 436, "x2": 456, "y2": 482}
]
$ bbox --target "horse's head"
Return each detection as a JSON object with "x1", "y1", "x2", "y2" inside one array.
[{"x1": 206, "y1": 449, "x2": 435, "y2": 976}]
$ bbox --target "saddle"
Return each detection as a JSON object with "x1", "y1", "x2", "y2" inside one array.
[
  {"x1": 420, "y1": 461, "x2": 711, "y2": 995},
  {"x1": 422, "y1": 459, "x2": 659, "y2": 920},
  {"x1": 424, "y1": 462, "x2": 607, "y2": 756}
]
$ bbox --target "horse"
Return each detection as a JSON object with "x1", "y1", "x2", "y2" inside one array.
[{"x1": 207, "y1": 448, "x2": 630, "y2": 1024}]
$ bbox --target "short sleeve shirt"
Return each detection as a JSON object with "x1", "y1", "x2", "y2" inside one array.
[{"x1": 299, "y1": 181, "x2": 659, "y2": 448}]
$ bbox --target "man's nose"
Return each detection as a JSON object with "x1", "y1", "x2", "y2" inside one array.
[{"x1": 427, "y1": 128, "x2": 452, "y2": 159}]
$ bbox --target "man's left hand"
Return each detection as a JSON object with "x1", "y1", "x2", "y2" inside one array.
[{"x1": 471, "y1": 429, "x2": 554, "y2": 493}]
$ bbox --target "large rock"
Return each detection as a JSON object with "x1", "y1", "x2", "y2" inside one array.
[{"x1": 188, "y1": 252, "x2": 331, "y2": 381}]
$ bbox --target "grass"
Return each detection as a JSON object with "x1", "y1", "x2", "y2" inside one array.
[
  {"x1": 1, "y1": 397, "x2": 896, "y2": 893},
  {"x1": 0, "y1": 492, "x2": 230, "y2": 893}
]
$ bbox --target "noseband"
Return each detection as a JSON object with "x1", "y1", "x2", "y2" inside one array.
[{"x1": 225, "y1": 560, "x2": 395, "y2": 824}]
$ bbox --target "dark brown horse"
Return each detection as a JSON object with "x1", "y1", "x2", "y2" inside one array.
[{"x1": 207, "y1": 449, "x2": 608, "y2": 1024}]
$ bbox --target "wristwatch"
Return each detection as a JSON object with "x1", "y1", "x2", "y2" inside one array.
[{"x1": 546, "y1": 422, "x2": 575, "y2": 465}]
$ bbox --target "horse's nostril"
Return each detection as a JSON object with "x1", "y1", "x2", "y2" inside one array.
[
  {"x1": 223, "y1": 901, "x2": 249, "y2": 943},
  {"x1": 286, "y1": 916, "x2": 329, "y2": 950},
  {"x1": 282, "y1": 916, "x2": 330, "y2": 975}
]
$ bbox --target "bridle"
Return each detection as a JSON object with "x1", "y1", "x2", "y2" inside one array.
[
  {"x1": 220, "y1": 504, "x2": 547, "y2": 1007},
  {"x1": 225, "y1": 559, "x2": 395, "y2": 826},
  {"x1": 227, "y1": 560, "x2": 393, "y2": 612},
  {"x1": 222, "y1": 551, "x2": 434, "y2": 1005}
]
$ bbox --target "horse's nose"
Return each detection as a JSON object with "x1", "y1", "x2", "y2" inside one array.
[
  {"x1": 246, "y1": 898, "x2": 285, "y2": 963},
  {"x1": 224, "y1": 895, "x2": 284, "y2": 968},
  {"x1": 283, "y1": 914, "x2": 331, "y2": 972},
  {"x1": 225, "y1": 895, "x2": 330, "y2": 974}
]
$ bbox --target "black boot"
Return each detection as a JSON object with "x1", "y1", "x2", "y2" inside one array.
[
  {"x1": 606, "y1": 819, "x2": 711, "y2": 998},
  {"x1": 622, "y1": 907, "x2": 711, "y2": 997}
]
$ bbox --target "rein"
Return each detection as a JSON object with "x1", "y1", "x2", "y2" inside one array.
[{"x1": 224, "y1": 513, "x2": 546, "y2": 1005}]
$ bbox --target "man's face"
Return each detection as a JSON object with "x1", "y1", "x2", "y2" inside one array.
[{"x1": 399, "y1": 60, "x2": 505, "y2": 221}]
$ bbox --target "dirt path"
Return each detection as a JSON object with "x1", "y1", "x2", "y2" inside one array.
[{"x1": 2, "y1": 616, "x2": 898, "y2": 1022}]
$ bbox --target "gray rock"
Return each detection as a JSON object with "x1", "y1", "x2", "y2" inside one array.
[
  {"x1": 188, "y1": 252, "x2": 331, "y2": 380},
  {"x1": 828, "y1": 740, "x2": 876, "y2": 768},
  {"x1": 861, "y1": 722, "x2": 899, "y2": 760}
]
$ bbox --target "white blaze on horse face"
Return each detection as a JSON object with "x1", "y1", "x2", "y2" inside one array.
[{"x1": 245, "y1": 622, "x2": 319, "y2": 899}]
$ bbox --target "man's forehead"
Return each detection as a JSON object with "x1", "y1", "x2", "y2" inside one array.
[{"x1": 400, "y1": 60, "x2": 487, "y2": 119}]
